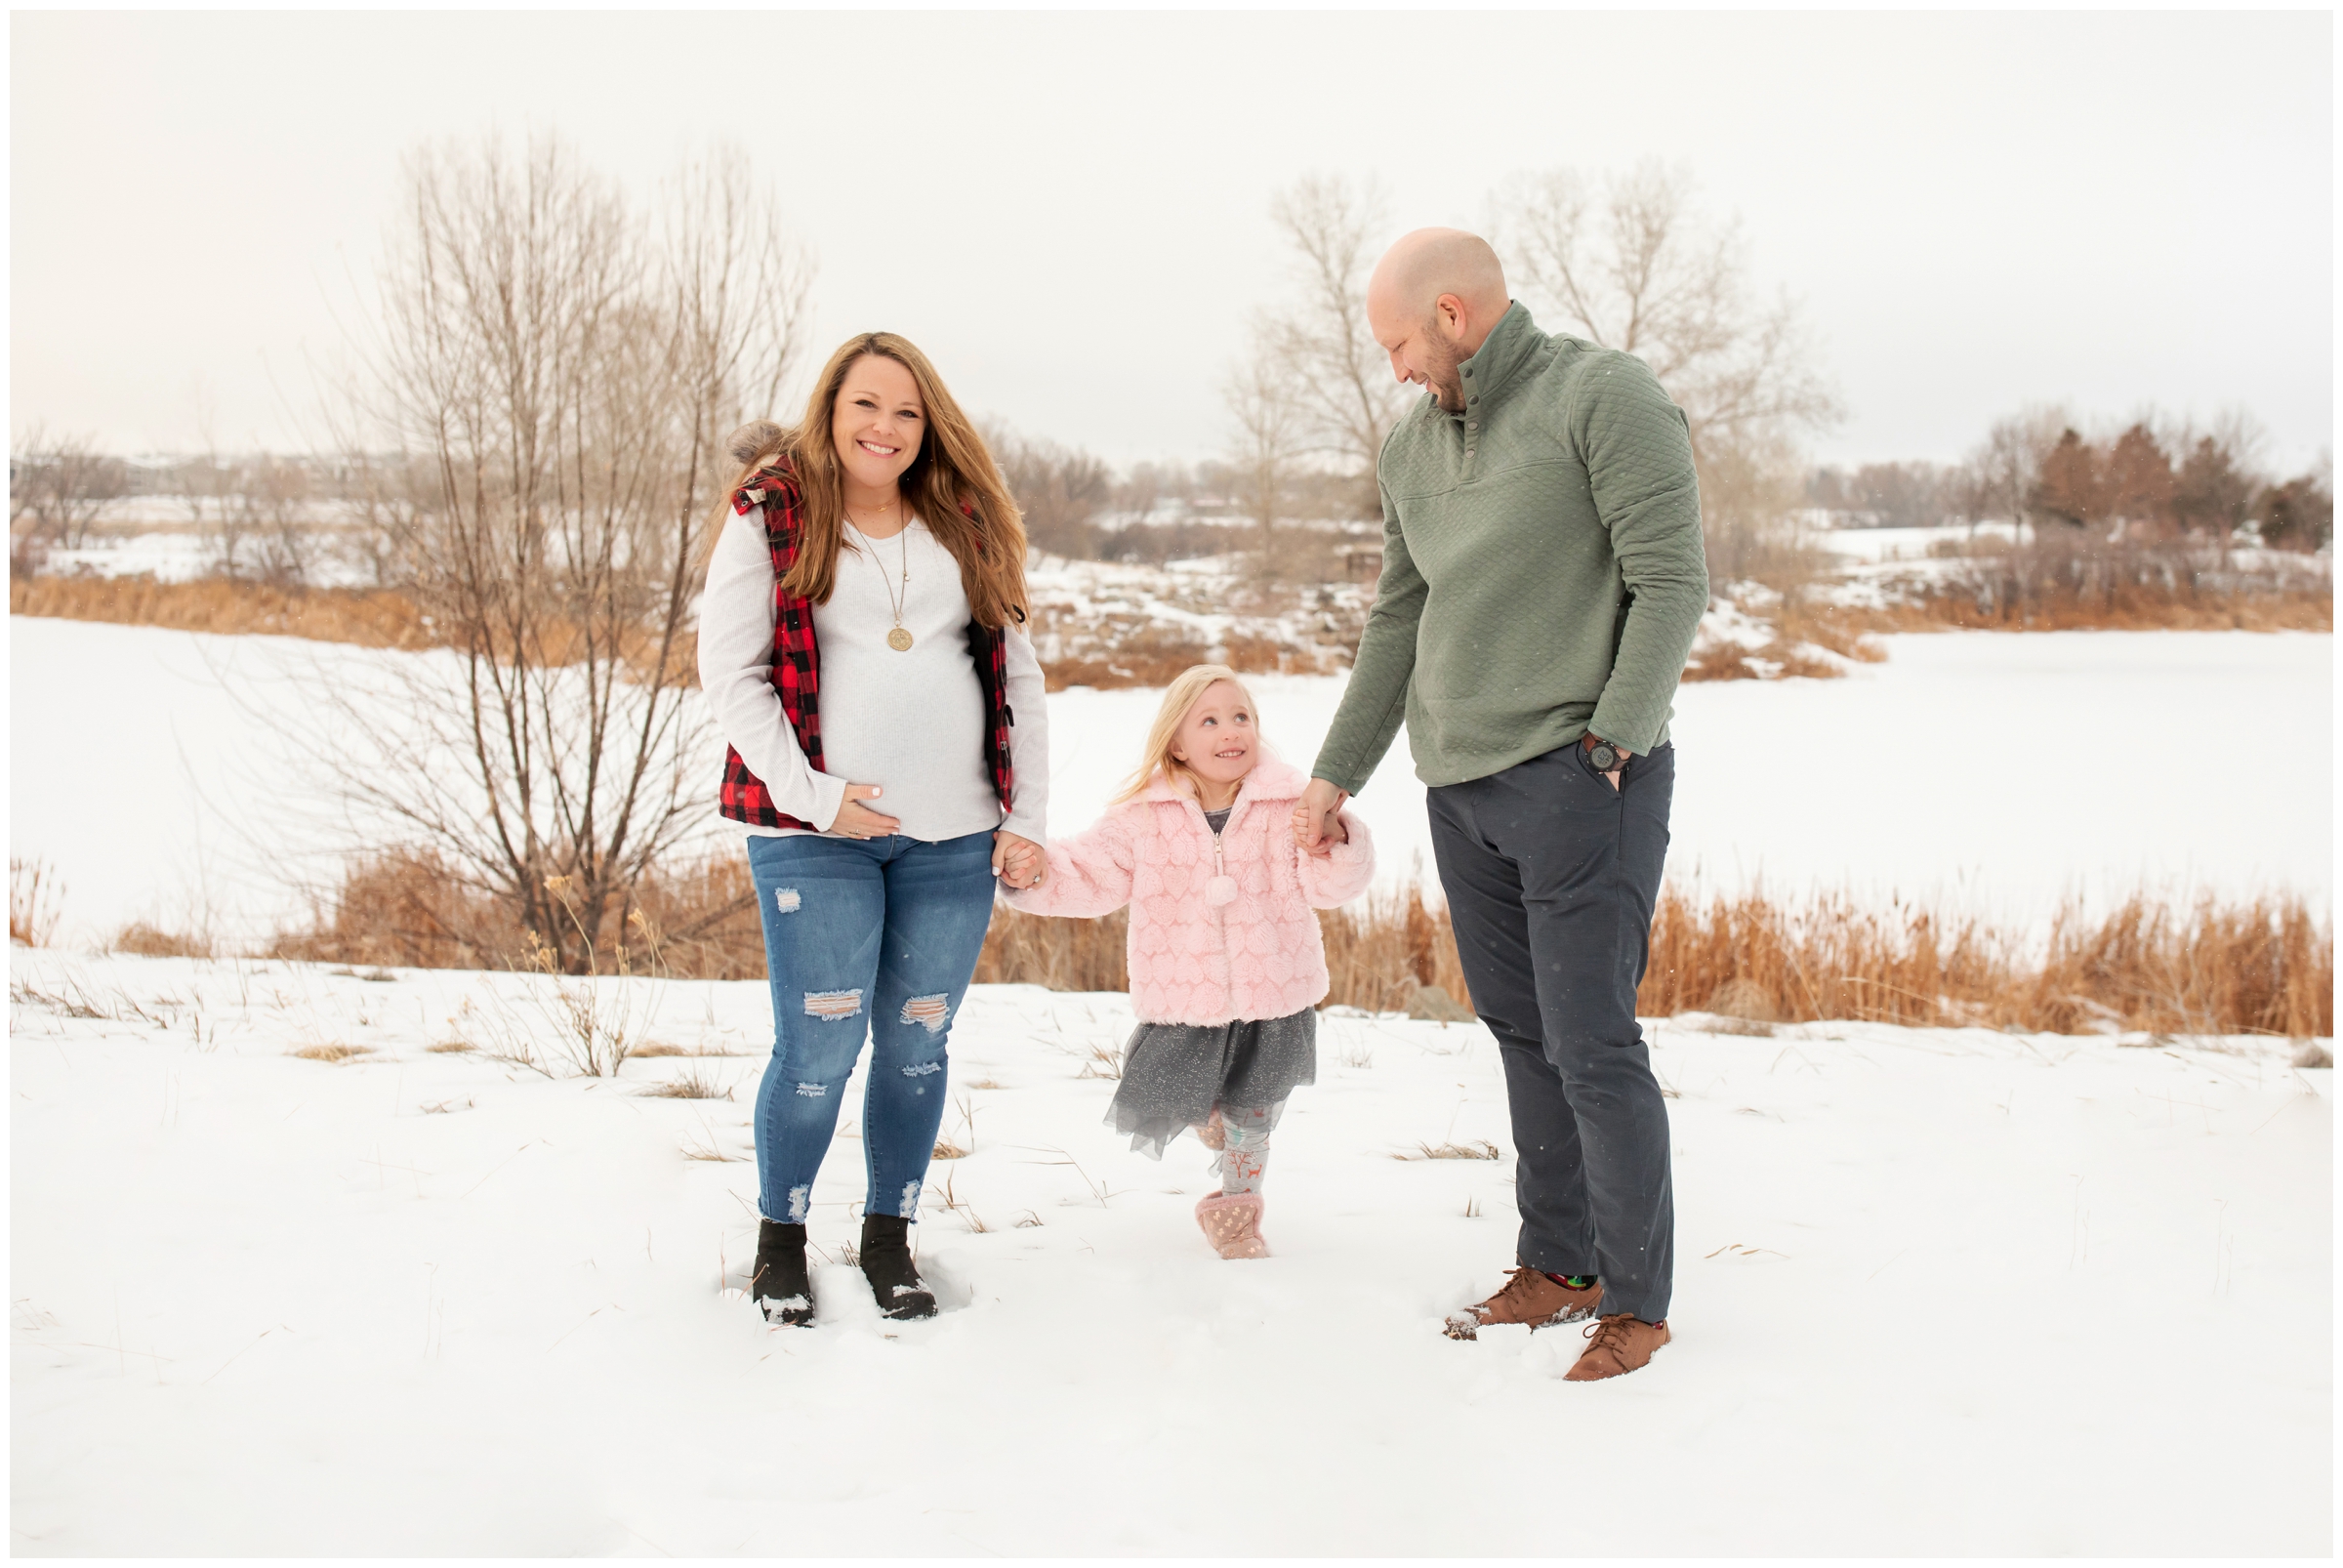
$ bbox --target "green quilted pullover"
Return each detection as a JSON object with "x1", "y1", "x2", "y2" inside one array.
[{"x1": 1313, "y1": 302, "x2": 1710, "y2": 796}]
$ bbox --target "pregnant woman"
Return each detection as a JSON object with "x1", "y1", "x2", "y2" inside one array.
[{"x1": 698, "y1": 331, "x2": 1048, "y2": 1327}]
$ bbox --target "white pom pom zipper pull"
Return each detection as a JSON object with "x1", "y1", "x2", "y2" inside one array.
[{"x1": 1203, "y1": 803, "x2": 1238, "y2": 907}]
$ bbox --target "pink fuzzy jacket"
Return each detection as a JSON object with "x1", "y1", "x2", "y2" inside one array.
[{"x1": 999, "y1": 758, "x2": 1376, "y2": 1026}]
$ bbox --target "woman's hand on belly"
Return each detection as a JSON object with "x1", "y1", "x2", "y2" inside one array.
[{"x1": 830, "y1": 783, "x2": 900, "y2": 841}]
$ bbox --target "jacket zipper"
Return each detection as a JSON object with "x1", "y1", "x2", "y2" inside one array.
[{"x1": 1200, "y1": 797, "x2": 1235, "y2": 1007}]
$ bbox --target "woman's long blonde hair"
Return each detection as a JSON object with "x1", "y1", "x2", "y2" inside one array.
[
  {"x1": 710, "y1": 332, "x2": 1029, "y2": 628},
  {"x1": 1111, "y1": 665, "x2": 1262, "y2": 804}
]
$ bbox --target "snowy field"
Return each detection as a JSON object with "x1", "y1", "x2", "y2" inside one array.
[
  {"x1": 10, "y1": 616, "x2": 2331, "y2": 948},
  {"x1": 9, "y1": 946, "x2": 2329, "y2": 1555},
  {"x1": 1811, "y1": 519, "x2": 2028, "y2": 563}
]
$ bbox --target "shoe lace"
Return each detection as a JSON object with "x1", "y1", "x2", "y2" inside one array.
[
  {"x1": 1493, "y1": 1266, "x2": 1550, "y2": 1306},
  {"x1": 1579, "y1": 1314, "x2": 1636, "y2": 1364}
]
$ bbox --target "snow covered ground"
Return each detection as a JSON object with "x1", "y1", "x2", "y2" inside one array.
[
  {"x1": 1812, "y1": 519, "x2": 2029, "y2": 563},
  {"x1": 8, "y1": 947, "x2": 2328, "y2": 1554},
  {"x1": 37, "y1": 514, "x2": 381, "y2": 588},
  {"x1": 13, "y1": 617, "x2": 2328, "y2": 948}
]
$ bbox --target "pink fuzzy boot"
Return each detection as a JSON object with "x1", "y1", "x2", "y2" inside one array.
[{"x1": 1194, "y1": 1191, "x2": 1270, "y2": 1259}]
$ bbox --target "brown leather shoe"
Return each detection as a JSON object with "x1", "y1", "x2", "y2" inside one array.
[
  {"x1": 1562, "y1": 1313, "x2": 1670, "y2": 1381},
  {"x1": 1443, "y1": 1266, "x2": 1603, "y2": 1341}
]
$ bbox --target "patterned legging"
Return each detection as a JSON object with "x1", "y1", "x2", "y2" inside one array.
[{"x1": 1218, "y1": 1104, "x2": 1274, "y2": 1195}]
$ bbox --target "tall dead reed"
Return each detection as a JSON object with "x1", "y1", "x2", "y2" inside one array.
[
  {"x1": 11, "y1": 574, "x2": 442, "y2": 649},
  {"x1": 973, "y1": 905, "x2": 1130, "y2": 992},
  {"x1": 1638, "y1": 886, "x2": 2331, "y2": 1037},
  {"x1": 1313, "y1": 881, "x2": 1473, "y2": 1012},
  {"x1": 268, "y1": 852, "x2": 2330, "y2": 1039},
  {"x1": 268, "y1": 848, "x2": 768, "y2": 979}
]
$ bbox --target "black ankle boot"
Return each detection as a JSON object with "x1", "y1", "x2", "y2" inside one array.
[
  {"x1": 753, "y1": 1219, "x2": 814, "y2": 1327},
  {"x1": 859, "y1": 1213, "x2": 936, "y2": 1320}
]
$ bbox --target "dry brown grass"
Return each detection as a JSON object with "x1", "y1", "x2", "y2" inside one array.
[
  {"x1": 1680, "y1": 640, "x2": 1848, "y2": 683},
  {"x1": 272, "y1": 843, "x2": 2329, "y2": 1039},
  {"x1": 1786, "y1": 613, "x2": 1890, "y2": 665},
  {"x1": 1395, "y1": 1139, "x2": 1501, "y2": 1161},
  {"x1": 988, "y1": 878, "x2": 2330, "y2": 1037},
  {"x1": 12, "y1": 574, "x2": 442, "y2": 648},
  {"x1": 1314, "y1": 882, "x2": 1473, "y2": 1014},
  {"x1": 110, "y1": 923, "x2": 214, "y2": 959},
  {"x1": 268, "y1": 849, "x2": 770, "y2": 979},
  {"x1": 10, "y1": 858, "x2": 63, "y2": 947},
  {"x1": 1843, "y1": 591, "x2": 2331, "y2": 634},
  {"x1": 1040, "y1": 630, "x2": 1213, "y2": 693},
  {"x1": 634, "y1": 1063, "x2": 733, "y2": 1099},
  {"x1": 11, "y1": 572, "x2": 703, "y2": 686},
  {"x1": 973, "y1": 904, "x2": 1131, "y2": 993},
  {"x1": 291, "y1": 1043, "x2": 371, "y2": 1063},
  {"x1": 1640, "y1": 886, "x2": 2332, "y2": 1038}
]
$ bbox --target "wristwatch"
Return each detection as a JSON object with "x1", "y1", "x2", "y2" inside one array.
[{"x1": 1582, "y1": 733, "x2": 1624, "y2": 772}]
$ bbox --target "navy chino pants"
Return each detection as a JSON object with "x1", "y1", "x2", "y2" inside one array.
[{"x1": 1427, "y1": 741, "x2": 1676, "y2": 1323}]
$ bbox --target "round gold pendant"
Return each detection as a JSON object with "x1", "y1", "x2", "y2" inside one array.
[{"x1": 886, "y1": 627, "x2": 915, "y2": 652}]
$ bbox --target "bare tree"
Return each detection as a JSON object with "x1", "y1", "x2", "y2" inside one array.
[
  {"x1": 234, "y1": 454, "x2": 319, "y2": 585},
  {"x1": 1223, "y1": 354, "x2": 1307, "y2": 578},
  {"x1": 325, "y1": 135, "x2": 811, "y2": 973},
  {"x1": 340, "y1": 448, "x2": 438, "y2": 589},
  {"x1": 1956, "y1": 405, "x2": 2069, "y2": 540},
  {"x1": 986, "y1": 425, "x2": 1112, "y2": 559},
  {"x1": 1492, "y1": 162, "x2": 1841, "y2": 587},
  {"x1": 10, "y1": 425, "x2": 126, "y2": 570},
  {"x1": 1257, "y1": 175, "x2": 1409, "y2": 518},
  {"x1": 1493, "y1": 162, "x2": 1841, "y2": 452}
]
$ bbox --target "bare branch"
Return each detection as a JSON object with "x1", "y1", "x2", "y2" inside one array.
[{"x1": 314, "y1": 132, "x2": 813, "y2": 971}]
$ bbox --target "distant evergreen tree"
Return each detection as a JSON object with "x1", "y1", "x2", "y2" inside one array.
[
  {"x1": 2101, "y1": 424, "x2": 2176, "y2": 531},
  {"x1": 2033, "y1": 430, "x2": 2104, "y2": 527},
  {"x1": 2171, "y1": 436, "x2": 2255, "y2": 539},
  {"x1": 2257, "y1": 475, "x2": 2333, "y2": 552}
]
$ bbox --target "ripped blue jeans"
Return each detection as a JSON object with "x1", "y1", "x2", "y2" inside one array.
[{"x1": 744, "y1": 829, "x2": 998, "y2": 1226}]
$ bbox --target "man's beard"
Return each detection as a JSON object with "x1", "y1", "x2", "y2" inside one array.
[{"x1": 1422, "y1": 318, "x2": 1467, "y2": 411}]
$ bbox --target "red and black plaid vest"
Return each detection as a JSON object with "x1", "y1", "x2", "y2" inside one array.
[{"x1": 718, "y1": 461, "x2": 1017, "y2": 830}]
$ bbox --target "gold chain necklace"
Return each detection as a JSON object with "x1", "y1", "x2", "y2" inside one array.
[{"x1": 847, "y1": 502, "x2": 914, "y2": 652}]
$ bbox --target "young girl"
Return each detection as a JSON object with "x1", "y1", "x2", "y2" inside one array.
[{"x1": 1000, "y1": 665, "x2": 1375, "y2": 1259}]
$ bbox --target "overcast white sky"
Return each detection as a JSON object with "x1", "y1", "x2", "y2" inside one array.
[{"x1": 9, "y1": 9, "x2": 2334, "y2": 474}]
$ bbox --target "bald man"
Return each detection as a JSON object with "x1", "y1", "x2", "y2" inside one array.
[{"x1": 1295, "y1": 227, "x2": 1708, "y2": 1381}]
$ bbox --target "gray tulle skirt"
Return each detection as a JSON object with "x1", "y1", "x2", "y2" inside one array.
[{"x1": 1106, "y1": 1007, "x2": 1317, "y2": 1159}]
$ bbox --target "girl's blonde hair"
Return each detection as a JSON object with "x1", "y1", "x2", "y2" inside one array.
[
  {"x1": 706, "y1": 331, "x2": 1030, "y2": 628},
  {"x1": 1112, "y1": 664, "x2": 1262, "y2": 804}
]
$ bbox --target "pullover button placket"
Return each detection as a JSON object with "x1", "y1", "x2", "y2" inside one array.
[{"x1": 1459, "y1": 366, "x2": 1478, "y2": 480}]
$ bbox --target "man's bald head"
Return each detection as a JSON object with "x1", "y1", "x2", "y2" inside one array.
[
  {"x1": 1366, "y1": 228, "x2": 1511, "y2": 413},
  {"x1": 1368, "y1": 227, "x2": 1509, "y2": 331}
]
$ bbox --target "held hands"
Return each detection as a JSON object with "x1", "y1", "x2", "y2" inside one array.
[
  {"x1": 992, "y1": 831, "x2": 1045, "y2": 889},
  {"x1": 1291, "y1": 778, "x2": 1350, "y2": 858},
  {"x1": 830, "y1": 783, "x2": 899, "y2": 841}
]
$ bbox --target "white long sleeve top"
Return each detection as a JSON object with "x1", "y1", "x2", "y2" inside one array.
[{"x1": 697, "y1": 509, "x2": 1049, "y2": 844}]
